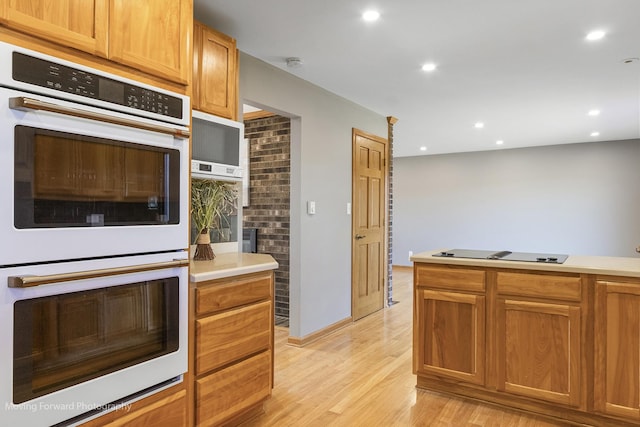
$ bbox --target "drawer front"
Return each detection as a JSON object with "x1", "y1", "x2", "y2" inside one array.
[
  {"x1": 415, "y1": 264, "x2": 485, "y2": 293},
  {"x1": 196, "y1": 272, "x2": 272, "y2": 315},
  {"x1": 196, "y1": 351, "x2": 271, "y2": 427},
  {"x1": 196, "y1": 300, "x2": 271, "y2": 375},
  {"x1": 496, "y1": 272, "x2": 582, "y2": 301}
]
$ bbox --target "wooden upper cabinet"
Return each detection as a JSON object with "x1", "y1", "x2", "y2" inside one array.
[
  {"x1": 109, "y1": 0, "x2": 192, "y2": 85},
  {"x1": 0, "y1": 0, "x2": 108, "y2": 57},
  {"x1": 0, "y1": 1, "x2": 192, "y2": 85},
  {"x1": 193, "y1": 21, "x2": 238, "y2": 120},
  {"x1": 594, "y1": 280, "x2": 640, "y2": 421}
]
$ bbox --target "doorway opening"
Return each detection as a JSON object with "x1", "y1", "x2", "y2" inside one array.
[{"x1": 243, "y1": 104, "x2": 291, "y2": 327}]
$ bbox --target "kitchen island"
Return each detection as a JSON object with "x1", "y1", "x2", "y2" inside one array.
[
  {"x1": 188, "y1": 252, "x2": 278, "y2": 427},
  {"x1": 411, "y1": 249, "x2": 640, "y2": 427}
]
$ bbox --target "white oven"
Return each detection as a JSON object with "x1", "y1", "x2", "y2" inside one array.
[
  {"x1": 0, "y1": 252, "x2": 188, "y2": 426},
  {"x1": 0, "y1": 41, "x2": 191, "y2": 426},
  {"x1": 0, "y1": 41, "x2": 190, "y2": 266}
]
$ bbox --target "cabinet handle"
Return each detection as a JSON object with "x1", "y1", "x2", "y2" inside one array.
[
  {"x1": 8, "y1": 259, "x2": 189, "y2": 288},
  {"x1": 9, "y1": 97, "x2": 190, "y2": 138}
]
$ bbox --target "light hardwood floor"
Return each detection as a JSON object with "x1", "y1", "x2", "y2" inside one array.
[{"x1": 243, "y1": 267, "x2": 570, "y2": 427}]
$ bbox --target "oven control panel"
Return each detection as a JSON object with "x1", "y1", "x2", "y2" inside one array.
[{"x1": 12, "y1": 52, "x2": 183, "y2": 120}]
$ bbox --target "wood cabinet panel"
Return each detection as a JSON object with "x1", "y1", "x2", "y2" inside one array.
[
  {"x1": 496, "y1": 299, "x2": 581, "y2": 407},
  {"x1": 190, "y1": 270, "x2": 274, "y2": 426},
  {"x1": 594, "y1": 281, "x2": 640, "y2": 420},
  {"x1": 88, "y1": 389, "x2": 187, "y2": 427},
  {"x1": 196, "y1": 300, "x2": 271, "y2": 375},
  {"x1": 196, "y1": 272, "x2": 272, "y2": 315},
  {"x1": 415, "y1": 265, "x2": 485, "y2": 293},
  {"x1": 109, "y1": 0, "x2": 191, "y2": 84},
  {"x1": 496, "y1": 271, "x2": 581, "y2": 301},
  {"x1": 415, "y1": 288, "x2": 485, "y2": 385},
  {"x1": 0, "y1": 0, "x2": 108, "y2": 56},
  {"x1": 196, "y1": 351, "x2": 271, "y2": 427},
  {"x1": 193, "y1": 21, "x2": 238, "y2": 120}
]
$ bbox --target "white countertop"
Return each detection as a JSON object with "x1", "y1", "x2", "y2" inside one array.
[
  {"x1": 411, "y1": 249, "x2": 640, "y2": 278},
  {"x1": 190, "y1": 252, "x2": 278, "y2": 282}
]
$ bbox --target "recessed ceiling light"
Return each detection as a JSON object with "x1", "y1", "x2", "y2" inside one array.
[
  {"x1": 421, "y1": 63, "x2": 437, "y2": 72},
  {"x1": 586, "y1": 30, "x2": 606, "y2": 41},
  {"x1": 420, "y1": 146, "x2": 427, "y2": 152},
  {"x1": 588, "y1": 109, "x2": 600, "y2": 116},
  {"x1": 496, "y1": 140, "x2": 504, "y2": 145},
  {"x1": 590, "y1": 131, "x2": 600, "y2": 137},
  {"x1": 474, "y1": 122, "x2": 484, "y2": 129},
  {"x1": 362, "y1": 10, "x2": 380, "y2": 22}
]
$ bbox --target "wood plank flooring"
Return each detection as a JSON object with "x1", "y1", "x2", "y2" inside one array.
[{"x1": 243, "y1": 267, "x2": 570, "y2": 427}]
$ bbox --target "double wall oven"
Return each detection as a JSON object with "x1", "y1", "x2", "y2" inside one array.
[{"x1": 0, "y1": 42, "x2": 190, "y2": 426}]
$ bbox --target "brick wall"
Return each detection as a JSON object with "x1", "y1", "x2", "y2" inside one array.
[{"x1": 243, "y1": 115, "x2": 291, "y2": 319}]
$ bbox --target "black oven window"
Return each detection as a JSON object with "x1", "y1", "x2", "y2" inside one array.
[
  {"x1": 13, "y1": 126, "x2": 181, "y2": 228},
  {"x1": 12, "y1": 278, "x2": 179, "y2": 404}
]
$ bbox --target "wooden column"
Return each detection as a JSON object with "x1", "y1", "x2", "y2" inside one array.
[{"x1": 387, "y1": 116, "x2": 398, "y2": 306}]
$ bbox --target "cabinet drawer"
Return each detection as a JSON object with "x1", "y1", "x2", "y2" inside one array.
[
  {"x1": 196, "y1": 351, "x2": 271, "y2": 427},
  {"x1": 415, "y1": 265, "x2": 485, "y2": 293},
  {"x1": 196, "y1": 272, "x2": 272, "y2": 315},
  {"x1": 196, "y1": 300, "x2": 271, "y2": 375},
  {"x1": 496, "y1": 272, "x2": 582, "y2": 301}
]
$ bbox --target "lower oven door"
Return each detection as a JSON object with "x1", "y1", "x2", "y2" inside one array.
[{"x1": 0, "y1": 252, "x2": 188, "y2": 426}]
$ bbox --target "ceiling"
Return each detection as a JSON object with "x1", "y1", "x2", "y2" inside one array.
[{"x1": 193, "y1": 0, "x2": 640, "y2": 157}]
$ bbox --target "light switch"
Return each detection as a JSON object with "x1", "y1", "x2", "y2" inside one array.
[
  {"x1": 347, "y1": 202, "x2": 351, "y2": 215},
  {"x1": 307, "y1": 201, "x2": 316, "y2": 215}
]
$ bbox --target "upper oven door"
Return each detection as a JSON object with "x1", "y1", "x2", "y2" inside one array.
[{"x1": 0, "y1": 87, "x2": 189, "y2": 265}]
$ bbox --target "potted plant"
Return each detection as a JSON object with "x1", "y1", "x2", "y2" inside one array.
[{"x1": 191, "y1": 178, "x2": 237, "y2": 260}]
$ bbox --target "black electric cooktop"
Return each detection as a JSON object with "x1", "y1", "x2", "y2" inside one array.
[{"x1": 432, "y1": 249, "x2": 568, "y2": 264}]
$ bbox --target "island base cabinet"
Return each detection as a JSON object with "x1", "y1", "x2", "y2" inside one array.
[
  {"x1": 495, "y1": 298, "x2": 581, "y2": 407},
  {"x1": 414, "y1": 288, "x2": 485, "y2": 386},
  {"x1": 196, "y1": 351, "x2": 271, "y2": 427},
  {"x1": 594, "y1": 281, "x2": 640, "y2": 421}
]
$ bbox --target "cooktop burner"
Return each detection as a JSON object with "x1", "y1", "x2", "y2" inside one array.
[{"x1": 433, "y1": 249, "x2": 568, "y2": 264}]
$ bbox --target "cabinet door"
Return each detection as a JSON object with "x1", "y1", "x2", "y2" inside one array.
[
  {"x1": 415, "y1": 288, "x2": 485, "y2": 385},
  {"x1": 196, "y1": 351, "x2": 271, "y2": 427},
  {"x1": 0, "y1": 0, "x2": 108, "y2": 56},
  {"x1": 594, "y1": 281, "x2": 640, "y2": 420},
  {"x1": 193, "y1": 21, "x2": 238, "y2": 120},
  {"x1": 109, "y1": 0, "x2": 191, "y2": 84},
  {"x1": 196, "y1": 300, "x2": 271, "y2": 375},
  {"x1": 496, "y1": 299, "x2": 581, "y2": 407}
]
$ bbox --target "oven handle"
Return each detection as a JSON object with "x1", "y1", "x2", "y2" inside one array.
[
  {"x1": 9, "y1": 97, "x2": 190, "y2": 138},
  {"x1": 8, "y1": 259, "x2": 190, "y2": 288}
]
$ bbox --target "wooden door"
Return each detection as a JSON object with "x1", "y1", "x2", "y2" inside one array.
[
  {"x1": 351, "y1": 128, "x2": 387, "y2": 320},
  {"x1": 109, "y1": 0, "x2": 192, "y2": 84},
  {"x1": 594, "y1": 280, "x2": 640, "y2": 421},
  {"x1": 496, "y1": 298, "x2": 581, "y2": 407},
  {"x1": 193, "y1": 21, "x2": 238, "y2": 120},
  {"x1": 415, "y1": 288, "x2": 486, "y2": 385},
  {"x1": 0, "y1": 0, "x2": 108, "y2": 56}
]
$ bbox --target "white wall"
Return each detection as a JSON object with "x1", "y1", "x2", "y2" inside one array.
[
  {"x1": 393, "y1": 139, "x2": 640, "y2": 266},
  {"x1": 239, "y1": 53, "x2": 387, "y2": 337}
]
